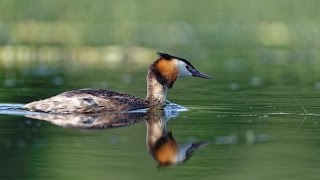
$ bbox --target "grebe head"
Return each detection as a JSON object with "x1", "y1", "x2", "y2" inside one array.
[
  {"x1": 146, "y1": 52, "x2": 211, "y2": 106},
  {"x1": 152, "y1": 52, "x2": 212, "y2": 88}
]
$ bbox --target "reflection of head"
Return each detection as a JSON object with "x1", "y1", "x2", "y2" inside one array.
[
  {"x1": 145, "y1": 110, "x2": 209, "y2": 166},
  {"x1": 152, "y1": 131, "x2": 177, "y2": 165}
]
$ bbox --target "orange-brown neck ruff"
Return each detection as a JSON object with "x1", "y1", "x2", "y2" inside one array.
[
  {"x1": 152, "y1": 58, "x2": 178, "y2": 89},
  {"x1": 153, "y1": 132, "x2": 178, "y2": 165}
]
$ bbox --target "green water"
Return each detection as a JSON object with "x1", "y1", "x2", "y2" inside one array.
[
  {"x1": 0, "y1": 59, "x2": 319, "y2": 179},
  {"x1": 1, "y1": 0, "x2": 320, "y2": 179}
]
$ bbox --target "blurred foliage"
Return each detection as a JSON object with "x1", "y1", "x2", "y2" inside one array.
[{"x1": 0, "y1": 0, "x2": 319, "y2": 48}]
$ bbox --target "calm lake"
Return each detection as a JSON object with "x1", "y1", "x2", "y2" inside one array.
[{"x1": 0, "y1": 48, "x2": 319, "y2": 180}]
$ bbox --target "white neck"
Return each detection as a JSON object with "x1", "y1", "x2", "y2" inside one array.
[
  {"x1": 145, "y1": 72, "x2": 168, "y2": 106},
  {"x1": 145, "y1": 112, "x2": 167, "y2": 148}
]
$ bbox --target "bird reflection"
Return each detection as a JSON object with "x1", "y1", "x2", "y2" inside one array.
[
  {"x1": 25, "y1": 108, "x2": 208, "y2": 166},
  {"x1": 25, "y1": 112, "x2": 147, "y2": 129},
  {"x1": 146, "y1": 110, "x2": 209, "y2": 166}
]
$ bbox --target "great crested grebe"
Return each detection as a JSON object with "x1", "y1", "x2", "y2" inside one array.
[{"x1": 24, "y1": 52, "x2": 211, "y2": 114}]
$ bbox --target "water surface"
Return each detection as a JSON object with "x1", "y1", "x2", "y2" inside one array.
[{"x1": 0, "y1": 64, "x2": 319, "y2": 180}]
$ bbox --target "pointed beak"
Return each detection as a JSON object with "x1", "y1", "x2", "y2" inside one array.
[
  {"x1": 189, "y1": 68, "x2": 212, "y2": 79},
  {"x1": 191, "y1": 141, "x2": 210, "y2": 150},
  {"x1": 178, "y1": 141, "x2": 210, "y2": 162}
]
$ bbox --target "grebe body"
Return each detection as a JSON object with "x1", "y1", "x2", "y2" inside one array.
[
  {"x1": 24, "y1": 89, "x2": 148, "y2": 113},
  {"x1": 24, "y1": 52, "x2": 211, "y2": 114}
]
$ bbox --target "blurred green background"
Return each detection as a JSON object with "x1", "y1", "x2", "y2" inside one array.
[
  {"x1": 0, "y1": 0, "x2": 320, "y2": 91},
  {"x1": 1, "y1": 1, "x2": 320, "y2": 180}
]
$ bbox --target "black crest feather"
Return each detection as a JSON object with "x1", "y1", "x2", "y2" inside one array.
[
  {"x1": 157, "y1": 52, "x2": 175, "y2": 60},
  {"x1": 157, "y1": 52, "x2": 195, "y2": 68},
  {"x1": 153, "y1": 131, "x2": 175, "y2": 151}
]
